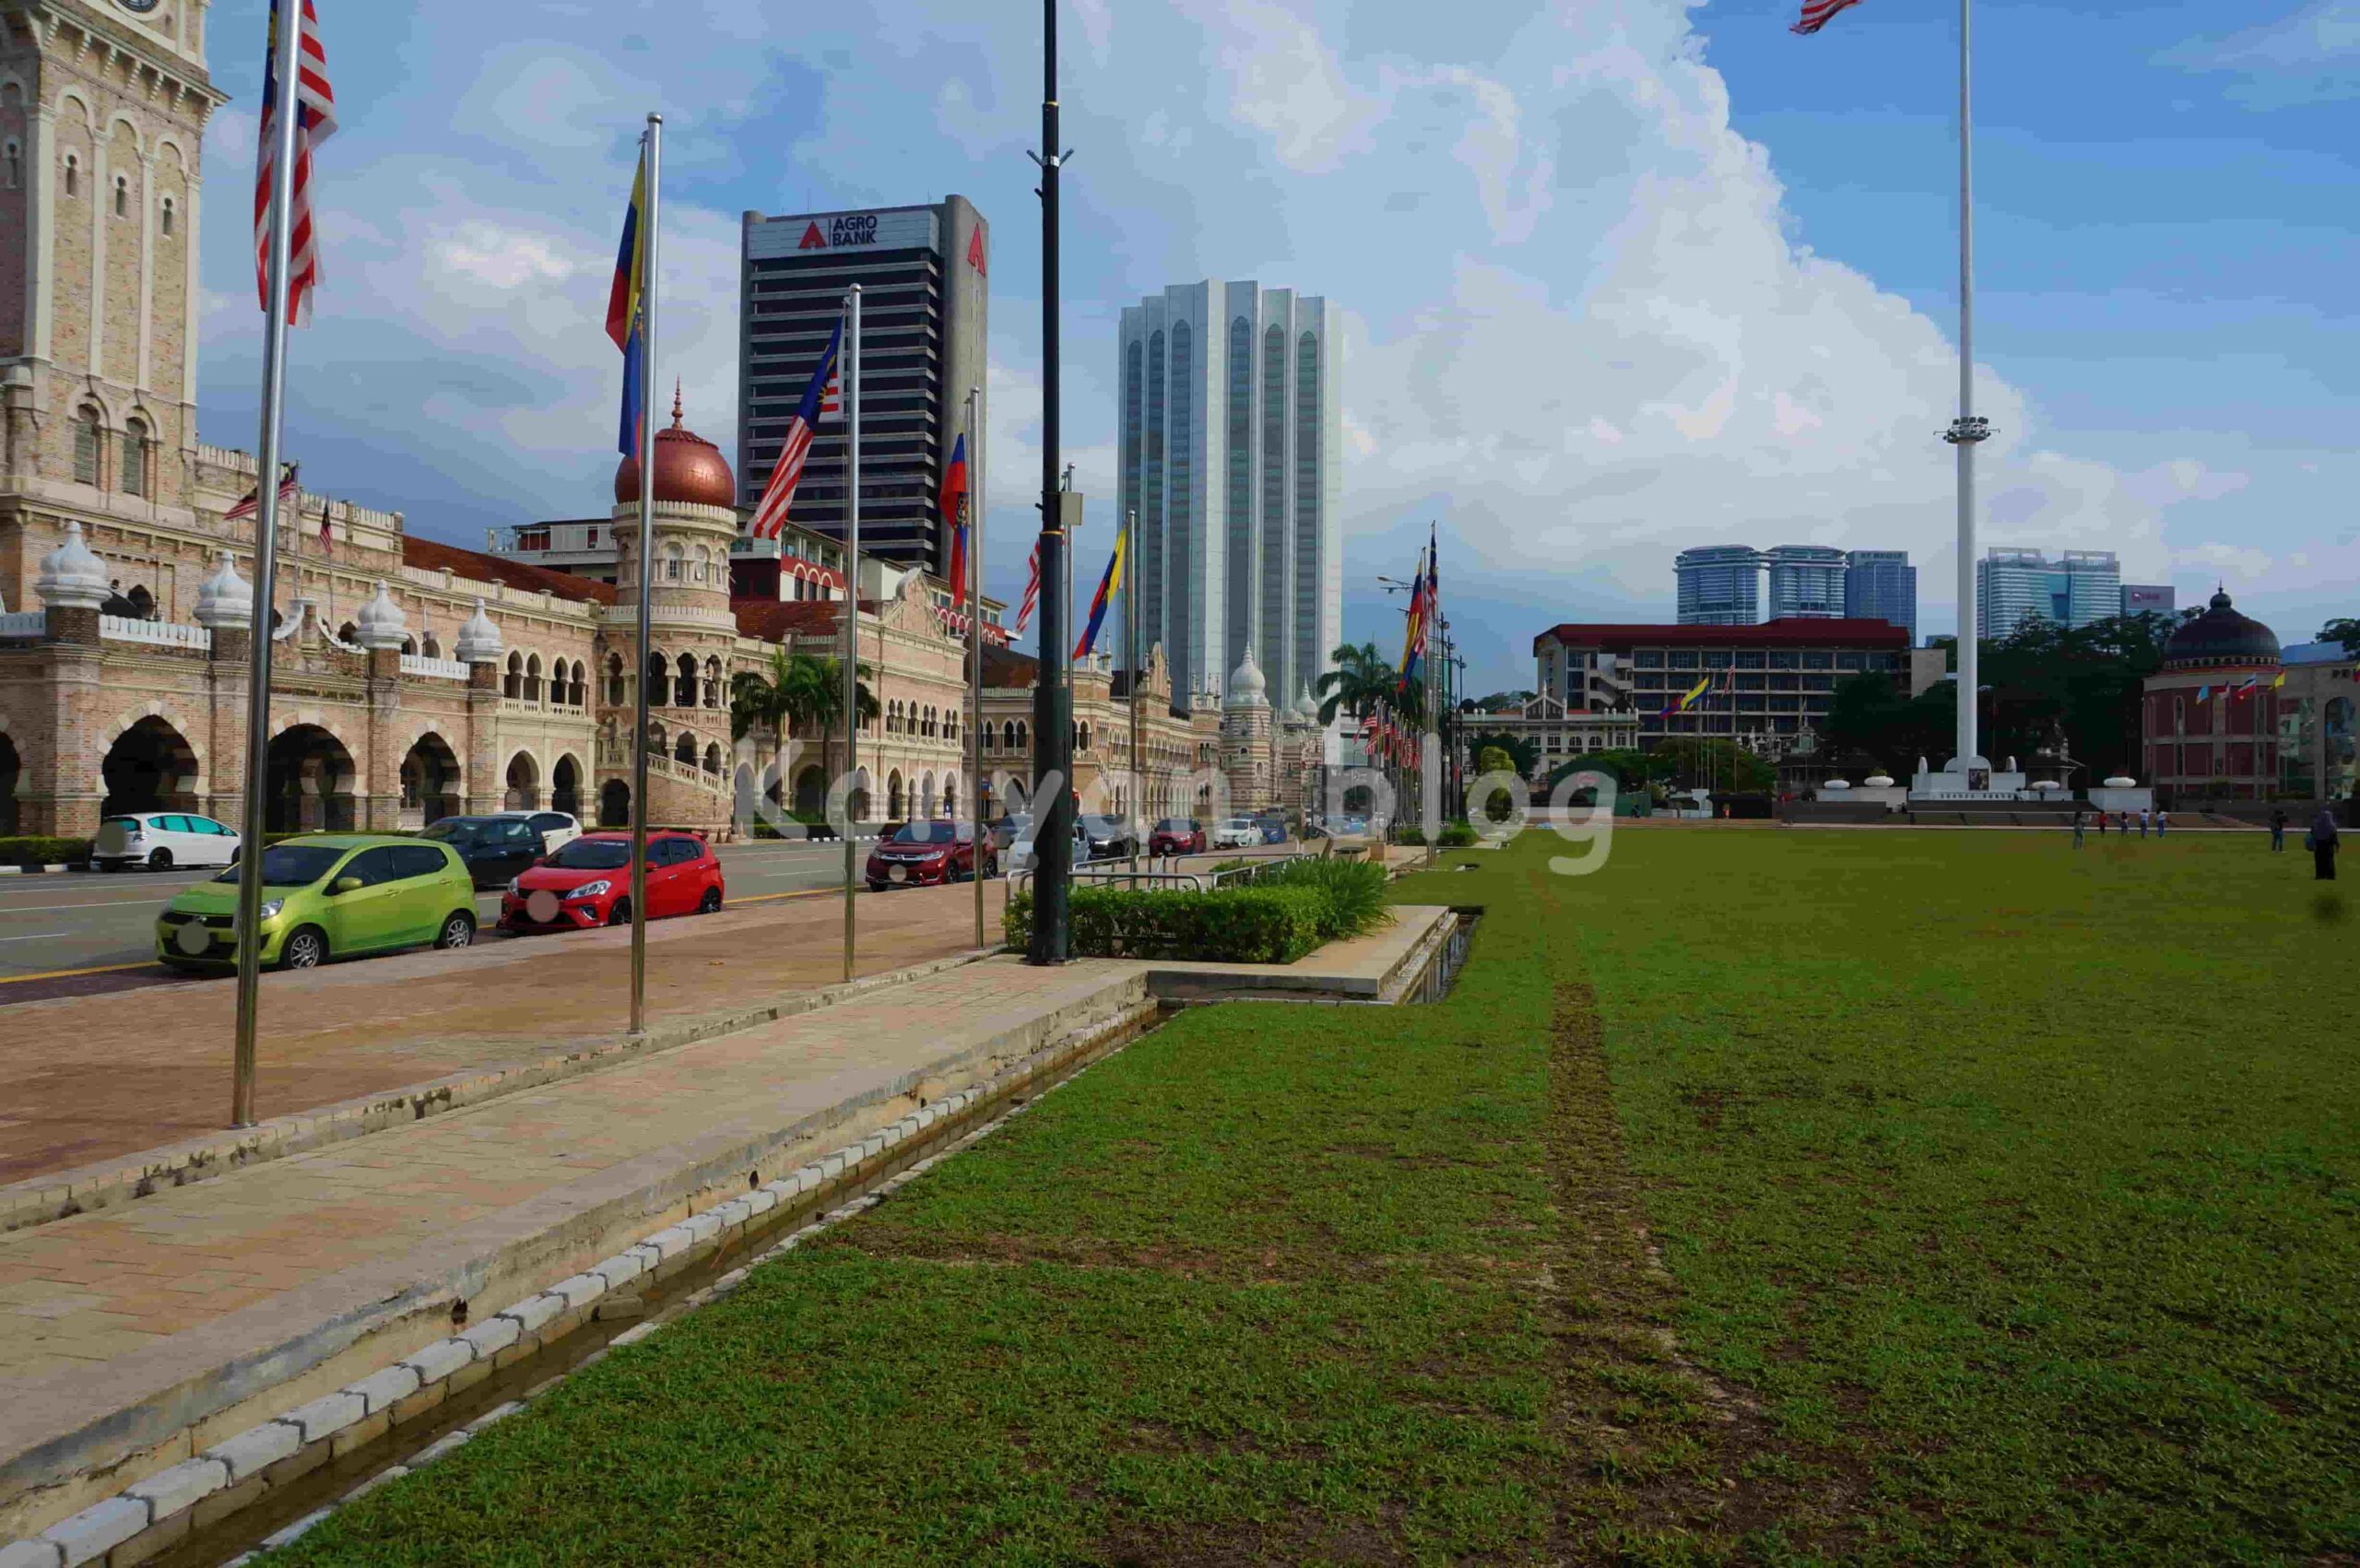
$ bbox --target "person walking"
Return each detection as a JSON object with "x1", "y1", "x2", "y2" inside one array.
[
  {"x1": 2155, "y1": 808, "x2": 2169, "y2": 839},
  {"x1": 2271, "y1": 807, "x2": 2288, "y2": 852},
  {"x1": 2071, "y1": 808, "x2": 2086, "y2": 848},
  {"x1": 2310, "y1": 808, "x2": 2340, "y2": 881},
  {"x1": 2139, "y1": 807, "x2": 2152, "y2": 838}
]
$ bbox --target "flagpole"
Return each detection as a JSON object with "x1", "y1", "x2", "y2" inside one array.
[
  {"x1": 1028, "y1": 0, "x2": 1074, "y2": 965},
  {"x1": 1127, "y1": 508, "x2": 1140, "y2": 878},
  {"x1": 842, "y1": 282, "x2": 864, "y2": 984},
  {"x1": 628, "y1": 113, "x2": 661, "y2": 1038},
  {"x1": 229, "y1": 1, "x2": 307, "y2": 1129},
  {"x1": 968, "y1": 383, "x2": 986, "y2": 949},
  {"x1": 1945, "y1": 0, "x2": 1990, "y2": 782}
]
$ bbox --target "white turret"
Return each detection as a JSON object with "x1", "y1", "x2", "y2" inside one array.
[
  {"x1": 354, "y1": 582, "x2": 410, "y2": 650},
  {"x1": 454, "y1": 599, "x2": 505, "y2": 664},
  {"x1": 193, "y1": 551, "x2": 255, "y2": 629},
  {"x1": 35, "y1": 521, "x2": 110, "y2": 610},
  {"x1": 1225, "y1": 645, "x2": 1269, "y2": 709}
]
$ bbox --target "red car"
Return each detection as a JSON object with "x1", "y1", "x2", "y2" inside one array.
[
  {"x1": 1148, "y1": 817, "x2": 1206, "y2": 856},
  {"x1": 500, "y1": 831, "x2": 723, "y2": 933},
  {"x1": 865, "y1": 820, "x2": 997, "y2": 890}
]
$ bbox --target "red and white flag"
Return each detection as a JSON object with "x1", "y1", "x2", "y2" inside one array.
[
  {"x1": 748, "y1": 318, "x2": 843, "y2": 541},
  {"x1": 1014, "y1": 539, "x2": 1041, "y2": 635},
  {"x1": 1791, "y1": 0, "x2": 1863, "y2": 34},
  {"x1": 254, "y1": 0, "x2": 337, "y2": 325},
  {"x1": 223, "y1": 462, "x2": 301, "y2": 524}
]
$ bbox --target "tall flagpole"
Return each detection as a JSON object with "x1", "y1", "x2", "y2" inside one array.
[
  {"x1": 842, "y1": 284, "x2": 864, "y2": 983},
  {"x1": 627, "y1": 115, "x2": 661, "y2": 1037},
  {"x1": 1945, "y1": 0, "x2": 1990, "y2": 779},
  {"x1": 230, "y1": 3, "x2": 307, "y2": 1129},
  {"x1": 967, "y1": 383, "x2": 986, "y2": 949},
  {"x1": 1028, "y1": 0, "x2": 1074, "y2": 964}
]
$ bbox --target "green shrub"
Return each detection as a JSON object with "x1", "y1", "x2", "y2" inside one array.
[
  {"x1": 0, "y1": 836, "x2": 89, "y2": 870},
  {"x1": 1435, "y1": 820, "x2": 1480, "y2": 848},
  {"x1": 1259, "y1": 855, "x2": 1391, "y2": 939},
  {"x1": 1004, "y1": 885, "x2": 1328, "y2": 963},
  {"x1": 1394, "y1": 824, "x2": 1427, "y2": 846}
]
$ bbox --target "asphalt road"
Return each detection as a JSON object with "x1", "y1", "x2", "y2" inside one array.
[{"x1": 0, "y1": 840, "x2": 861, "y2": 1000}]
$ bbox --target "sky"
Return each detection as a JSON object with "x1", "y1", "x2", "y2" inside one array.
[{"x1": 190, "y1": 0, "x2": 2358, "y2": 694}]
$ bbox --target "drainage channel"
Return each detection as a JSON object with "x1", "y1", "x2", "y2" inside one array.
[
  {"x1": 150, "y1": 1002, "x2": 1168, "y2": 1568},
  {"x1": 1404, "y1": 910, "x2": 1480, "y2": 1003}
]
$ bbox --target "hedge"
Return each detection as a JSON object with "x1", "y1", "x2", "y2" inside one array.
[
  {"x1": 0, "y1": 836, "x2": 88, "y2": 870},
  {"x1": 1004, "y1": 885, "x2": 1327, "y2": 964},
  {"x1": 1435, "y1": 820, "x2": 1480, "y2": 849}
]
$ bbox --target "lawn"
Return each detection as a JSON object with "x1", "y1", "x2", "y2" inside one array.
[{"x1": 271, "y1": 827, "x2": 2356, "y2": 1565}]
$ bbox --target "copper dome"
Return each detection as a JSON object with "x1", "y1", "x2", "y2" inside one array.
[
  {"x1": 615, "y1": 385, "x2": 737, "y2": 509},
  {"x1": 2163, "y1": 588, "x2": 2281, "y2": 670}
]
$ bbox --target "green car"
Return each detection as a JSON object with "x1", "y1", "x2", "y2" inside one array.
[{"x1": 156, "y1": 834, "x2": 479, "y2": 972}]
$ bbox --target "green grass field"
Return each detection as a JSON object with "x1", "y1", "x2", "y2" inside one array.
[{"x1": 273, "y1": 828, "x2": 2356, "y2": 1565}]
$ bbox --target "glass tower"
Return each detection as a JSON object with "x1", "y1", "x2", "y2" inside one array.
[
  {"x1": 1674, "y1": 547, "x2": 1764, "y2": 625},
  {"x1": 1844, "y1": 549, "x2": 1918, "y2": 643}
]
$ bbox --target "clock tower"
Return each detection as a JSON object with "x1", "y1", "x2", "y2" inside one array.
[{"x1": 1, "y1": 0, "x2": 225, "y2": 506}]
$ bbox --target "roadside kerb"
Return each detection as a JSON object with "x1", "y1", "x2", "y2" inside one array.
[
  {"x1": 1, "y1": 984, "x2": 1157, "y2": 1566},
  {"x1": 0, "y1": 943, "x2": 1004, "y2": 1235}
]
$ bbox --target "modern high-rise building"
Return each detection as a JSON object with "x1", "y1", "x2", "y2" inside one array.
[
  {"x1": 736, "y1": 197, "x2": 990, "y2": 578},
  {"x1": 1115, "y1": 282, "x2": 1342, "y2": 707},
  {"x1": 1674, "y1": 547, "x2": 1765, "y2": 625},
  {"x1": 1766, "y1": 545, "x2": 1848, "y2": 619},
  {"x1": 1976, "y1": 548, "x2": 2123, "y2": 637},
  {"x1": 2121, "y1": 584, "x2": 2176, "y2": 618},
  {"x1": 1844, "y1": 549, "x2": 1918, "y2": 643}
]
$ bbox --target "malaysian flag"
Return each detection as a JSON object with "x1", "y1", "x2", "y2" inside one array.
[
  {"x1": 223, "y1": 462, "x2": 301, "y2": 524},
  {"x1": 1014, "y1": 539, "x2": 1041, "y2": 634},
  {"x1": 1791, "y1": 0, "x2": 1863, "y2": 34},
  {"x1": 254, "y1": 0, "x2": 336, "y2": 324},
  {"x1": 747, "y1": 318, "x2": 843, "y2": 541}
]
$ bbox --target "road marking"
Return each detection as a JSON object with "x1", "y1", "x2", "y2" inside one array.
[
  {"x1": 0, "y1": 931, "x2": 68, "y2": 943},
  {"x1": 734, "y1": 887, "x2": 836, "y2": 906},
  {"x1": 0, "y1": 895, "x2": 180, "y2": 913},
  {"x1": 0, "y1": 960, "x2": 154, "y2": 984}
]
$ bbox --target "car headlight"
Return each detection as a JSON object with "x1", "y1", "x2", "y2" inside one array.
[
  {"x1": 257, "y1": 899, "x2": 284, "y2": 922},
  {"x1": 571, "y1": 880, "x2": 612, "y2": 899},
  {"x1": 505, "y1": 878, "x2": 521, "y2": 896}
]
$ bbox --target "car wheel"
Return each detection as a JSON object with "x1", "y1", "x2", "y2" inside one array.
[
  {"x1": 435, "y1": 911, "x2": 476, "y2": 950},
  {"x1": 280, "y1": 926, "x2": 328, "y2": 971},
  {"x1": 698, "y1": 887, "x2": 723, "y2": 914},
  {"x1": 606, "y1": 899, "x2": 632, "y2": 926},
  {"x1": 227, "y1": 845, "x2": 242, "y2": 866},
  {"x1": 148, "y1": 848, "x2": 173, "y2": 871}
]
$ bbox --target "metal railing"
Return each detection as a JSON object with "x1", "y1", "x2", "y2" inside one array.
[{"x1": 1009, "y1": 850, "x2": 1310, "y2": 899}]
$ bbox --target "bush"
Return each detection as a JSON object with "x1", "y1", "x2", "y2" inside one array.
[
  {"x1": 1435, "y1": 820, "x2": 1480, "y2": 848},
  {"x1": 1394, "y1": 824, "x2": 1427, "y2": 846},
  {"x1": 0, "y1": 836, "x2": 89, "y2": 870},
  {"x1": 1257, "y1": 855, "x2": 1390, "y2": 940},
  {"x1": 1004, "y1": 885, "x2": 1328, "y2": 963}
]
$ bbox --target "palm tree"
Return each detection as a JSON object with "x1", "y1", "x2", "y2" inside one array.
[
  {"x1": 730, "y1": 648, "x2": 877, "y2": 819},
  {"x1": 1315, "y1": 642, "x2": 1396, "y2": 728}
]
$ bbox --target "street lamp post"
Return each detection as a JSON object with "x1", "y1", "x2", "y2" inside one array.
[{"x1": 1026, "y1": 0, "x2": 1074, "y2": 963}]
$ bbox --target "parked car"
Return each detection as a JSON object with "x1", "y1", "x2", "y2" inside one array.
[
  {"x1": 94, "y1": 812, "x2": 242, "y2": 872},
  {"x1": 865, "y1": 820, "x2": 997, "y2": 890},
  {"x1": 1148, "y1": 817, "x2": 1206, "y2": 856},
  {"x1": 487, "y1": 808, "x2": 581, "y2": 853},
  {"x1": 985, "y1": 813, "x2": 1030, "y2": 853},
  {"x1": 1255, "y1": 810, "x2": 1290, "y2": 845},
  {"x1": 1079, "y1": 814, "x2": 1139, "y2": 862},
  {"x1": 1212, "y1": 816, "x2": 1264, "y2": 850},
  {"x1": 419, "y1": 815, "x2": 550, "y2": 889},
  {"x1": 157, "y1": 835, "x2": 476, "y2": 972},
  {"x1": 1007, "y1": 819, "x2": 1085, "y2": 877},
  {"x1": 500, "y1": 831, "x2": 723, "y2": 933}
]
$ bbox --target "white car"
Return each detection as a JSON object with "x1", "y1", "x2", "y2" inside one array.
[
  {"x1": 1007, "y1": 821, "x2": 1087, "y2": 876},
  {"x1": 1211, "y1": 817, "x2": 1263, "y2": 850},
  {"x1": 487, "y1": 809, "x2": 582, "y2": 852},
  {"x1": 92, "y1": 811, "x2": 242, "y2": 872}
]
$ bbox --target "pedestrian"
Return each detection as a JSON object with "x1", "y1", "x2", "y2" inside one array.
[
  {"x1": 2096, "y1": 809, "x2": 2109, "y2": 836},
  {"x1": 2309, "y1": 808, "x2": 2340, "y2": 881},
  {"x1": 2155, "y1": 808, "x2": 2169, "y2": 839},
  {"x1": 2271, "y1": 808, "x2": 2288, "y2": 852},
  {"x1": 2071, "y1": 808, "x2": 2085, "y2": 848},
  {"x1": 2139, "y1": 808, "x2": 2152, "y2": 838}
]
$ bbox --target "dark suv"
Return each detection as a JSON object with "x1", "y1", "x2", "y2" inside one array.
[{"x1": 418, "y1": 815, "x2": 549, "y2": 889}]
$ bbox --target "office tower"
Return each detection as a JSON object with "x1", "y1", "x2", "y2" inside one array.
[
  {"x1": 1844, "y1": 549, "x2": 1918, "y2": 643},
  {"x1": 737, "y1": 197, "x2": 989, "y2": 575},
  {"x1": 1115, "y1": 282, "x2": 1342, "y2": 706},
  {"x1": 1674, "y1": 546, "x2": 1764, "y2": 625},
  {"x1": 1976, "y1": 548, "x2": 2123, "y2": 637},
  {"x1": 1766, "y1": 545, "x2": 1848, "y2": 619}
]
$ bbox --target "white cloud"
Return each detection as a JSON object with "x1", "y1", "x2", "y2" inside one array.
[{"x1": 2157, "y1": 1, "x2": 2360, "y2": 107}]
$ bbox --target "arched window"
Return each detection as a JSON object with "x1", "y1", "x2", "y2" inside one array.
[
  {"x1": 703, "y1": 655, "x2": 722, "y2": 708},
  {"x1": 2, "y1": 140, "x2": 20, "y2": 191},
  {"x1": 127, "y1": 584, "x2": 155, "y2": 619},
  {"x1": 400, "y1": 636, "x2": 417, "y2": 656},
  {"x1": 159, "y1": 195, "x2": 174, "y2": 237},
  {"x1": 607, "y1": 654, "x2": 627, "y2": 705},
  {"x1": 674, "y1": 731, "x2": 697, "y2": 766},
  {"x1": 703, "y1": 742, "x2": 723, "y2": 776},
  {"x1": 73, "y1": 407, "x2": 101, "y2": 487},
  {"x1": 421, "y1": 634, "x2": 442, "y2": 659},
  {"x1": 113, "y1": 173, "x2": 128, "y2": 218},
  {"x1": 571, "y1": 661, "x2": 589, "y2": 707},
  {"x1": 504, "y1": 652, "x2": 525, "y2": 700},
  {"x1": 337, "y1": 620, "x2": 360, "y2": 645},
  {"x1": 62, "y1": 153, "x2": 78, "y2": 200},
  {"x1": 122, "y1": 418, "x2": 148, "y2": 497},
  {"x1": 694, "y1": 546, "x2": 712, "y2": 583},
  {"x1": 664, "y1": 542, "x2": 683, "y2": 582},
  {"x1": 525, "y1": 654, "x2": 544, "y2": 703},
  {"x1": 674, "y1": 653, "x2": 697, "y2": 708},
  {"x1": 646, "y1": 651, "x2": 668, "y2": 706}
]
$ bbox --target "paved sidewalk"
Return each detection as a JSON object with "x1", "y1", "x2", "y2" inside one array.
[
  {"x1": 0, "y1": 878, "x2": 1009, "y2": 1187},
  {"x1": 0, "y1": 953, "x2": 1142, "y2": 1532}
]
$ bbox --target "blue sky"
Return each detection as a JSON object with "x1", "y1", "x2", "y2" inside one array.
[{"x1": 191, "y1": 0, "x2": 2357, "y2": 694}]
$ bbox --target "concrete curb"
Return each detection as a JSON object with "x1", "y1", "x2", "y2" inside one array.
[
  {"x1": 0, "y1": 865, "x2": 76, "y2": 877},
  {"x1": 0, "y1": 944, "x2": 1005, "y2": 1234},
  {"x1": 2, "y1": 993, "x2": 1156, "y2": 1567}
]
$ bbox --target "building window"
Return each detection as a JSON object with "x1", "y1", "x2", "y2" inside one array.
[
  {"x1": 113, "y1": 174, "x2": 128, "y2": 218},
  {"x1": 160, "y1": 196, "x2": 175, "y2": 237},
  {"x1": 122, "y1": 418, "x2": 148, "y2": 497},
  {"x1": 62, "y1": 154, "x2": 78, "y2": 199},
  {"x1": 74, "y1": 407, "x2": 101, "y2": 487},
  {"x1": 2, "y1": 140, "x2": 19, "y2": 191}
]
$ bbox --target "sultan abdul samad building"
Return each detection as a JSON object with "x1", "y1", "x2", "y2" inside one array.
[{"x1": 0, "y1": 2, "x2": 1322, "y2": 841}]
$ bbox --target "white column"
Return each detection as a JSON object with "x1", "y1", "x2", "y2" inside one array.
[{"x1": 26, "y1": 103, "x2": 54, "y2": 363}]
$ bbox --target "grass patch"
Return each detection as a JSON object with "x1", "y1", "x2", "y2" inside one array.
[{"x1": 273, "y1": 829, "x2": 2356, "y2": 1564}]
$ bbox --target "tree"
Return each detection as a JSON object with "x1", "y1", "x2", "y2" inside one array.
[
  {"x1": 1315, "y1": 642, "x2": 1397, "y2": 728},
  {"x1": 2319, "y1": 618, "x2": 2360, "y2": 658},
  {"x1": 1465, "y1": 728, "x2": 1540, "y2": 778},
  {"x1": 1473, "y1": 690, "x2": 1534, "y2": 713},
  {"x1": 1475, "y1": 745, "x2": 1516, "y2": 777},
  {"x1": 732, "y1": 647, "x2": 876, "y2": 808},
  {"x1": 1823, "y1": 671, "x2": 1910, "y2": 767},
  {"x1": 1648, "y1": 737, "x2": 1773, "y2": 793}
]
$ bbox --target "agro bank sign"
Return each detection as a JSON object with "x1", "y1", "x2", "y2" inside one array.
[{"x1": 749, "y1": 207, "x2": 938, "y2": 260}]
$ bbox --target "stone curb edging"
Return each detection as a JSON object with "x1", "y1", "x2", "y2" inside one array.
[
  {"x1": 1, "y1": 993, "x2": 1157, "y2": 1568},
  {"x1": 0, "y1": 866, "x2": 77, "y2": 877},
  {"x1": 0, "y1": 945, "x2": 1003, "y2": 1235}
]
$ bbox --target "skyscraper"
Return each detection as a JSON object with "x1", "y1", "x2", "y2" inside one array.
[
  {"x1": 1766, "y1": 545, "x2": 1848, "y2": 619},
  {"x1": 1844, "y1": 549, "x2": 1918, "y2": 643},
  {"x1": 736, "y1": 197, "x2": 989, "y2": 577},
  {"x1": 1115, "y1": 282, "x2": 1342, "y2": 706},
  {"x1": 1976, "y1": 548, "x2": 2122, "y2": 637},
  {"x1": 1674, "y1": 547, "x2": 1764, "y2": 625}
]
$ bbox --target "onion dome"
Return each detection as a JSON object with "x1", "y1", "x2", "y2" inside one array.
[
  {"x1": 2163, "y1": 588, "x2": 2280, "y2": 670},
  {"x1": 454, "y1": 598, "x2": 505, "y2": 663},
  {"x1": 35, "y1": 520, "x2": 111, "y2": 609},
  {"x1": 354, "y1": 581, "x2": 410, "y2": 649},
  {"x1": 2103, "y1": 775, "x2": 2138, "y2": 789},
  {"x1": 1293, "y1": 684, "x2": 1320, "y2": 723},
  {"x1": 1823, "y1": 779, "x2": 1851, "y2": 791},
  {"x1": 614, "y1": 383, "x2": 736, "y2": 508},
  {"x1": 193, "y1": 550, "x2": 255, "y2": 629},
  {"x1": 1226, "y1": 646, "x2": 1268, "y2": 708},
  {"x1": 1863, "y1": 773, "x2": 1896, "y2": 788}
]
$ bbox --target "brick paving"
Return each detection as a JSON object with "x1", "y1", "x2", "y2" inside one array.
[{"x1": 0, "y1": 878, "x2": 1009, "y2": 1186}]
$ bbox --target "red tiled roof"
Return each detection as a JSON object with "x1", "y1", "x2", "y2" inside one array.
[
  {"x1": 402, "y1": 535, "x2": 617, "y2": 605},
  {"x1": 984, "y1": 643, "x2": 1040, "y2": 690},
  {"x1": 731, "y1": 597, "x2": 887, "y2": 642},
  {"x1": 1533, "y1": 618, "x2": 1908, "y2": 654}
]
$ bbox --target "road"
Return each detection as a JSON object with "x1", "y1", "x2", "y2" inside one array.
[{"x1": 0, "y1": 840, "x2": 860, "y2": 1000}]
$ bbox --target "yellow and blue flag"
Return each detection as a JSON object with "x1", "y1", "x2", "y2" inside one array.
[
  {"x1": 1072, "y1": 525, "x2": 1127, "y2": 659},
  {"x1": 1658, "y1": 675, "x2": 1710, "y2": 719},
  {"x1": 606, "y1": 148, "x2": 649, "y2": 457}
]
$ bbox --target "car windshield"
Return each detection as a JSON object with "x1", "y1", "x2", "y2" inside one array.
[
  {"x1": 212, "y1": 844, "x2": 343, "y2": 888},
  {"x1": 1081, "y1": 817, "x2": 1126, "y2": 836},
  {"x1": 419, "y1": 819, "x2": 495, "y2": 846},
  {"x1": 891, "y1": 822, "x2": 970, "y2": 844},
  {"x1": 548, "y1": 839, "x2": 633, "y2": 870},
  {"x1": 1155, "y1": 819, "x2": 1192, "y2": 832}
]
